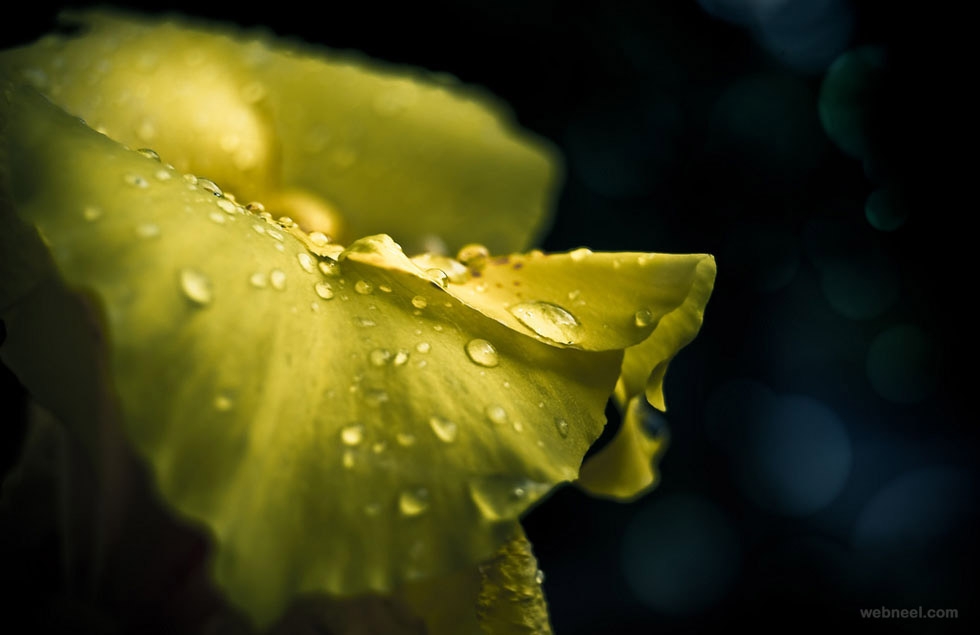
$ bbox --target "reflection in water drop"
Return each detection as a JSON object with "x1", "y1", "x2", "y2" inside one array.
[
  {"x1": 468, "y1": 477, "x2": 551, "y2": 521},
  {"x1": 465, "y1": 339, "x2": 500, "y2": 368},
  {"x1": 509, "y1": 301, "x2": 582, "y2": 344}
]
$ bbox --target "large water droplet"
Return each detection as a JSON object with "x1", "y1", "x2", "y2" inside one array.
[
  {"x1": 179, "y1": 268, "x2": 213, "y2": 306},
  {"x1": 399, "y1": 488, "x2": 430, "y2": 517},
  {"x1": 465, "y1": 339, "x2": 500, "y2": 367},
  {"x1": 429, "y1": 416, "x2": 459, "y2": 443},
  {"x1": 468, "y1": 477, "x2": 551, "y2": 521},
  {"x1": 457, "y1": 243, "x2": 489, "y2": 268},
  {"x1": 314, "y1": 282, "x2": 334, "y2": 300},
  {"x1": 634, "y1": 308, "x2": 654, "y2": 328},
  {"x1": 341, "y1": 424, "x2": 365, "y2": 446},
  {"x1": 426, "y1": 268, "x2": 449, "y2": 289},
  {"x1": 509, "y1": 301, "x2": 582, "y2": 344}
]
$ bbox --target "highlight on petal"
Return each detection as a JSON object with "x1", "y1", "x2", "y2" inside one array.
[
  {"x1": 0, "y1": 78, "x2": 618, "y2": 627},
  {"x1": 0, "y1": 9, "x2": 561, "y2": 255}
]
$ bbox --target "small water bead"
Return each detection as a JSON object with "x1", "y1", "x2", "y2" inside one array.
[
  {"x1": 245, "y1": 201, "x2": 265, "y2": 213},
  {"x1": 135, "y1": 223, "x2": 160, "y2": 239},
  {"x1": 154, "y1": 169, "x2": 172, "y2": 181},
  {"x1": 342, "y1": 450, "x2": 355, "y2": 469},
  {"x1": 399, "y1": 488, "x2": 431, "y2": 517},
  {"x1": 393, "y1": 350, "x2": 410, "y2": 366},
  {"x1": 465, "y1": 339, "x2": 500, "y2": 368},
  {"x1": 426, "y1": 268, "x2": 450, "y2": 289},
  {"x1": 302, "y1": 231, "x2": 329, "y2": 249},
  {"x1": 297, "y1": 253, "x2": 316, "y2": 274},
  {"x1": 411, "y1": 296, "x2": 428, "y2": 310},
  {"x1": 183, "y1": 174, "x2": 199, "y2": 186},
  {"x1": 379, "y1": 284, "x2": 393, "y2": 293},
  {"x1": 249, "y1": 272, "x2": 267, "y2": 288},
  {"x1": 179, "y1": 268, "x2": 213, "y2": 306},
  {"x1": 82, "y1": 205, "x2": 103, "y2": 222},
  {"x1": 457, "y1": 243, "x2": 490, "y2": 268},
  {"x1": 468, "y1": 478, "x2": 551, "y2": 521},
  {"x1": 311, "y1": 301, "x2": 321, "y2": 313},
  {"x1": 274, "y1": 243, "x2": 285, "y2": 253},
  {"x1": 429, "y1": 416, "x2": 459, "y2": 443},
  {"x1": 267, "y1": 229, "x2": 285, "y2": 242},
  {"x1": 198, "y1": 178, "x2": 223, "y2": 197},
  {"x1": 318, "y1": 261, "x2": 340, "y2": 278},
  {"x1": 415, "y1": 342, "x2": 431, "y2": 354},
  {"x1": 209, "y1": 211, "x2": 226, "y2": 224},
  {"x1": 555, "y1": 418, "x2": 569, "y2": 438},
  {"x1": 486, "y1": 405, "x2": 508, "y2": 425},
  {"x1": 251, "y1": 223, "x2": 266, "y2": 235},
  {"x1": 634, "y1": 308, "x2": 654, "y2": 328},
  {"x1": 355, "y1": 280, "x2": 374, "y2": 295},
  {"x1": 124, "y1": 173, "x2": 149, "y2": 188},
  {"x1": 569, "y1": 247, "x2": 592, "y2": 262},
  {"x1": 355, "y1": 317, "x2": 377, "y2": 328},
  {"x1": 535, "y1": 570, "x2": 546, "y2": 585},
  {"x1": 136, "y1": 147, "x2": 161, "y2": 161},
  {"x1": 276, "y1": 216, "x2": 295, "y2": 228},
  {"x1": 509, "y1": 301, "x2": 582, "y2": 345},
  {"x1": 213, "y1": 393, "x2": 234, "y2": 411},
  {"x1": 370, "y1": 348, "x2": 393, "y2": 366},
  {"x1": 396, "y1": 432, "x2": 417, "y2": 447},
  {"x1": 314, "y1": 282, "x2": 334, "y2": 300},
  {"x1": 216, "y1": 199, "x2": 238, "y2": 215},
  {"x1": 270, "y1": 269, "x2": 287, "y2": 290},
  {"x1": 340, "y1": 424, "x2": 365, "y2": 446},
  {"x1": 512, "y1": 421, "x2": 524, "y2": 433}
]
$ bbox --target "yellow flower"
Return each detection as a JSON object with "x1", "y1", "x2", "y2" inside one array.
[{"x1": 0, "y1": 11, "x2": 715, "y2": 633}]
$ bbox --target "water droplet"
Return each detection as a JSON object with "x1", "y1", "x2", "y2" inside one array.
[
  {"x1": 355, "y1": 280, "x2": 374, "y2": 295},
  {"x1": 429, "y1": 416, "x2": 458, "y2": 443},
  {"x1": 393, "y1": 350, "x2": 410, "y2": 366},
  {"x1": 379, "y1": 284, "x2": 392, "y2": 293},
  {"x1": 267, "y1": 229, "x2": 284, "y2": 242},
  {"x1": 249, "y1": 272, "x2": 267, "y2": 288},
  {"x1": 270, "y1": 269, "x2": 286, "y2": 290},
  {"x1": 411, "y1": 295, "x2": 428, "y2": 309},
  {"x1": 355, "y1": 316, "x2": 376, "y2": 328},
  {"x1": 179, "y1": 268, "x2": 213, "y2": 306},
  {"x1": 82, "y1": 206, "x2": 103, "y2": 222},
  {"x1": 509, "y1": 301, "x2": 582, "y2": 344},
  {"x1": 182, "y1": 174, "x2": 199, "y2": 186},
  {"x1": 370, "y1": 348, "x2": 392, "y2": 366},
  {"x1": 486, "y1": 405, "x2": 508, "y2": 425},
  {"x1": 245, "y1": 201, "x2": 265, "y2": 214},
  {"x1": 314, "y1": 282, "x2": 334, "y2": 300},
  {"x1": 634, "y1": 308, "x2": 654, "y2": 328},
  {"x1": 297, "y1": 253, "x2": 316, "y2": 274},
  {"x1": 198, "y1": 178, "x2": 223, "y2": 197},
  {"x1": 216, "y1": 199, "x2": 238, "y2": 215},
  {"x1": 154, "y1": 169, "x2": 172, "y2": 181},
  {"x1": 415, "y1": 342, "x2": 431, "y2": 354},
  {"x1": 318, "y1": 260, "x2": 340, "y2": 277},
  {"x1": 569, "y1": 247, "x2": 592, "y2": 261},
  {"x1": 136, "y1": 147, "x2": 160, "y2": 161},
  {"x1": 135, "y1": 223, "x2": 160, "y2": 239},
  {"x1": 535, "y1": 569, "x2": 546, "y2": 585},
  {"x1": 555, "y1": 418, "x2": 569, "y2": 438},
  {"x1": 396, "y1": 432, "x2": 417, "y2": 447},
  {"x1": 124, "y1": 174, "x2": 149, "y2": 188},
  {"x1": 209, "y1": 210, "x2": 226, "y2": 224},
  {"x1": 251, "y1": 223, "x2": 266, "y2": 235},
  {"x1": 341, "y1": 424, "x2": 365, "y2": 446},
  {"x1": 465, "y1": 339, "x2": 499, "y2": 367},
  {"x1": 457, "y1": 243, "x2": 489, "y2": 268},
  {"x1": 308, "y1": 231, "x2": 330, "y2": 247},
  {"x1": 512, "y1": 421, "x2": 524, "y2": 433},
  {"x1": 399, "y1": 488, "x2": 430, "y2": 517},
  {"x1": 213, "y1": 393, "x2": 234, "y2": 411},
  {"x1": 426, "y1": 268, "x2": 449, "y2": 289},
  {"x1": 468, "y1": 477, "x2": 551, "y2": 521},
  {"x1": 342, "y1": 449, "x2": 355, "y2": 469},
  {"x1": 311, "y1": 301, "x2": 321, "y2": 313}
]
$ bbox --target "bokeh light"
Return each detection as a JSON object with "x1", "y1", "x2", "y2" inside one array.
[
  {"x1": 866, "y1": 324, "x2": 938, "y2": 404},
  {"x1": 621, "y1": 494, "x2": 741, "y2": 615},
  {"x1": 818, "y1": 45, "x2": 886, "y2": 160},
  {"x1": 864, "y1": 187, "x2": 908, "y2": 231}
]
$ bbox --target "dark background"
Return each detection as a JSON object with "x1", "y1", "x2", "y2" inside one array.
[{"x1": 2, "y1": 1, "x2": 975, "y2": 633}]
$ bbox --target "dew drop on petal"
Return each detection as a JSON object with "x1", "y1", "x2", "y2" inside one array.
[
  {"x1": 355, "y1": 280, "x2": 374, "y2": 295},
  {"x1": 198, "y1": 178, "x2": 223, "y2": 197},
  {"x1": 393, "y1": 350, "x2": 410, "y2": 366},
  {"x1": 509, "y1": 301, "x2": 582, "y2": 344},
  {"x1": 209, "y1": 210, "x2": 226, "y2": 224},
  {"x1": 355, "y1": 317, "x2": 377, "y2": 328},
  {"x1": 179, "y1": 268, "x2": 213, "y2": 306},
  {"x1": 340, "y1": 424, "x2": 365, "y2": 446},
  {"x1": 486, "y1": 405, "x2": 508, "y2": 425},
  {"x1": 124, "y1": 173, "x2": 149, "y2": 188},
  {"x1": 249, "y1": 272, "x2": 267, "y2": 289},
  {"x1": 297, "y1": 252, "x2": 316, "y2": 273},
  {"x1": 314, "y1": 282, "x2": 334, "y2": 300},
  {"x1": 634, "y1": 308, "x2": 654, "y2": 328},
  {"x1": 468, "y1": 477, "x2": 550, "y2": 521},
  {"x1": 251, "y1": 223, "x2": 266, "y2": 235},
  {"x1": 555, "y1": 417, "x2": 570, "y2": 438},
  {"x1": 319, "y1": 260, "x2": 340, "y2": 277},
  {"x1": 465, "y1": 339, "x2": 500, "y2": 367},
  {"x1": 270, "y1": 269, "x2": 286, "y2": 290},
  {"x1": 399, "y1": 488, "x2": 430, "y2": 517},
  {"x1": 569, "y1": 247, "x2": 592, "y2": 261},
  {"x1": 267, "y1": 229, "x2": 284, "y2": 242},
  {"x1": 309, "y1": 231, "x2": 330, "y2": 247},
  {"x1": 370, "y1": 348, "x2": 392, "y2": 366},
  {"x1": 411, "y1": 295, "x2": 428, "y2": 309},
  {"x1": 429, "y1": 416, "x2": 459, "y2": 443},
  {"x1": 426, "y1": 268, "x2": 450, "y2": 289},
  {"x1": 457, "y1": 243, "x2": 490, "y2": 268},
  {"x1": 415, "y1": 342, "x2": 431, "y2": 354},
  {"x1": 216, "y1": 199, "x2": 238, "y2": 215}
]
